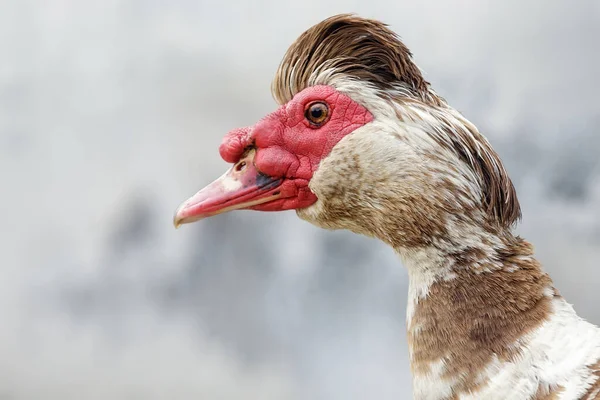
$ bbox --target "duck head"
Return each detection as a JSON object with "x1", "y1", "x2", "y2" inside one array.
[{"x1": 174, "y1": 14, "x2": 521, "y2": 249}]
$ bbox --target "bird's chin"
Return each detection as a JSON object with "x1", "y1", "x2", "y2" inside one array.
[{"x1": 294, "y1": 201, "x2": 337, "y2": 230}]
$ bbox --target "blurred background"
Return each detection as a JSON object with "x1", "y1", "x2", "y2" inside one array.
[{"x1": 1, "y1": 0, "x2": 599, "y2": 399}]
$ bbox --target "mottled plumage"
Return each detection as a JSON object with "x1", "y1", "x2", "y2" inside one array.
[{"x1": 175, "y1": 14, "x2": 600, "y2": 399}]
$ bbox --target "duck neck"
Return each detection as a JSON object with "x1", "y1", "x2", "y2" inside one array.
[
  {"x1": 395, "y1": 223, "x2": 555, "y2": 323},
  {"x1": 395, "y1": 223, "x2": 560, "y2": 395}
]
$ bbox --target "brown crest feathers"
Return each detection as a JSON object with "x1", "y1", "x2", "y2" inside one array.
[
  {"x1": 405, "y1": 103, "x2": 522, "y2": 229},
  {"x1": 444, "y1": 116, "x2": 522, "y2": 228},
  {"x1": 272, "y1": 14, "x2": 436, "y2": 105}
]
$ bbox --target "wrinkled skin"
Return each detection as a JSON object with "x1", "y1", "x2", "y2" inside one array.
[{"x1": 174, "y1": 85, "x2": 373, "y2": 225}]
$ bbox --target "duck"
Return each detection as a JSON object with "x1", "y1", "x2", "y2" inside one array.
[{"x1": 173, "y1": 14, "x2": 600, "y2": 400}]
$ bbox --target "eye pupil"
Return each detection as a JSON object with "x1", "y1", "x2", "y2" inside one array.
[{"x1": 311, "y1": 108, "x2": 322, "y2": 118}]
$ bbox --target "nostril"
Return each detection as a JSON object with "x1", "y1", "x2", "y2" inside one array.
[{"x1": 235, "y1": 161, "x2": 247, "y2": 172}]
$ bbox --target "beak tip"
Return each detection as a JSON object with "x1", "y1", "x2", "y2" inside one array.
[
  {"x1": 173, "y1": 216, "x2": 181, "y2": 229},
  {"x1": 173, "y1": 205, "x2": 185, "y2": 229},
  {"x1": 173, "y1": 203, "x2": 207, "y2": 229}
]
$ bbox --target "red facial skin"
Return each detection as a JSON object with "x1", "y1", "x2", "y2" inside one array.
[{"x1": 173, "y1": 85, "x2": 373, "y2": 226}]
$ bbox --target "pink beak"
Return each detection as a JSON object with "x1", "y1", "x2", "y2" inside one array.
[{"x1": 173, "y1": 150, "x2": 283, "y2": 228}]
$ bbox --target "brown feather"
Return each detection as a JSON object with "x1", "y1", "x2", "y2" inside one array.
[{"x1": 272, "y1": 13, "x2": 438, "y2": 106}]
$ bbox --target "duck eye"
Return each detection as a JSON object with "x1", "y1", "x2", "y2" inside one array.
[{"x1": 304, "y1": 102, "x2": 330, "y2": 127}]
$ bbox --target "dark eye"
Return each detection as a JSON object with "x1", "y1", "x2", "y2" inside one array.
[{"x1": 304, "y1": 101, "x2": 330, "y2": 127}]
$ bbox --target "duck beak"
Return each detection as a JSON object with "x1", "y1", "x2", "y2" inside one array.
[{"x1": 173, "y1": 150, "x2": 283, "y2": 228}]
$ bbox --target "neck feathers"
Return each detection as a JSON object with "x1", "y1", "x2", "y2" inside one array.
[
  {"x1": 404, "y1": 235, "x2": 553, "y2": 395},
  {"x1": 401, "y1": 233, "x2": 600, "y2": 399}
]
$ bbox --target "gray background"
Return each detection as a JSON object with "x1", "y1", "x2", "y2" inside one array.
[{"x1": 1, "y1": 0, "x2": 599, "y2": 399}]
